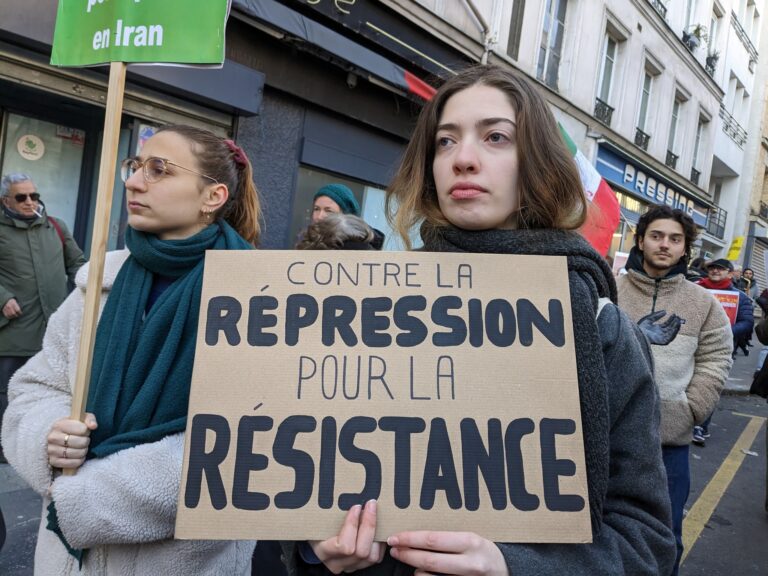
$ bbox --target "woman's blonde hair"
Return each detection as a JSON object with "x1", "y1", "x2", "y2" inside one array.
[
  {"x1": 385, "y1": 65, "x2": 587, "y2": 249},
  {"x1": 156, "y1": 125, "x2": 262, "y2": 246}
]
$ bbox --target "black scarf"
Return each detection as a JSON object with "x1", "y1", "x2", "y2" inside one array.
[{"x1": 422, "y1": 224, "x2": 614, "y2": 533}]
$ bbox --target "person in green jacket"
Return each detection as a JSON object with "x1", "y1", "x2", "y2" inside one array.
[{"x1": 0, "y1": 173, "x2": 85, "y2": 462}]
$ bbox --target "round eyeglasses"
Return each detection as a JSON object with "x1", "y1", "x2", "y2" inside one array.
[{"x1": 120, "y1": 157, "x2": 218, "y2": 184}]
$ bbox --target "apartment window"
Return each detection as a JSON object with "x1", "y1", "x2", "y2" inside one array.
[
  {"x1": 686, "y1": 0, "x2": 697, "y2": 28},
  {"x1": 691, "y1": 116, "x2": 708, "y2": 185},
  {"x1": 666, "y1": 96, "x2": 683, "y2": 169},
  {"x1": 638, "y1": 72, "x2": 652, "y2": 131},
  {"x1": 668, "y1": 99, "x2": 681, "y2": 151},
  {"x1": 537, "y1": 0, "x2": 568, "y2": 89},
  {"x1": 735, "y1": 85, "x2": 746, "y2": 124},
  {"x1": 739, "y1": 0, "x2": 748, "y2": 22},
  {"x1": 740, "y1": 90, "x2": 750, "y2": 127},
  {"x1": 692, "y1": 117, "x2": 707, "y2": 169},
  {"x1": 751, "y1": 9, "x2": 761, "y2": 48},
  {"x1": 598, "y1": 36, "x2": 617, "y2": 103},
  {"x1": 634, "y1": 72, "x2": 653, "y2": 150},
  {"x1": 709, "y1": 11, "x2": 720, "y2": 51},
  {"x1": 713, "y1": 180, "x2": 723, "y2": 205},
  {"x1": 507, "y1": 0, "x2": 526, "y2": 60},
  {"x1": 746, "y1": 0, "x2": 756, "y2": 36}
]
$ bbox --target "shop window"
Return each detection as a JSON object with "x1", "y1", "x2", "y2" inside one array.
[
  {"x1": 289, "y1": 166, "x2": 420, "y2": 251},
  {"x1": 83, "y1": 123, "x2": 149, "y2": 254},
  {"x1": 0, "y1": 113, "x2": 85, "y2": 230}
]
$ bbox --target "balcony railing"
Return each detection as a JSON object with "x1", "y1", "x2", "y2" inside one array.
[
  {"x1": 719, "y1": 104, "x2": 748, "y2": 148},
  {"x1": 594, "y1": 98, "x2": 614, "y2": 126},
  {"x1": 731, "y1": 11, "x2": 758, "y2": 72},
  {"x1": 690, "y1": 167, "x2": 701, "y2": 186},
  {"x1": 648, "y1": 0, "x2": 667, "y2": 20},
  {"x1": 665, "y1": 150, "x2": 679, "y2": 170},
  {"x1": 706, "y1": 205, "x2": 728, "y2": 240},
  {"x1": 635, "y1": 127, "x2": 651, "y2": 151}
]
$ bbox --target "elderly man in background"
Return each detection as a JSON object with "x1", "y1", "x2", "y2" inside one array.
[{"x1": 0, "y1": 173, "x2": 85, "y2": 462}]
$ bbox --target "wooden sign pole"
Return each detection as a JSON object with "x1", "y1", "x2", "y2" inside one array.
[{"x1": 66, "y1": 62, "x2": 127, "y2": 474}]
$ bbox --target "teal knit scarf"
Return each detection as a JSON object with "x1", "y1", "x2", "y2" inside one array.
[{"x1": 85, "y1": 221, "x2": 252, "y2": 458}]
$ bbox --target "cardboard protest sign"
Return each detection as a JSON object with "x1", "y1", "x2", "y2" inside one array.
[
  {"x1": 51, "y1": 0, "x2": 231, "y2": 67},
  {"x1": 708, "y1": 289, "x2": 740, "y2": 325},
  {"x1": 176, "y1": 251, "x2": 591, "y2": 543}
]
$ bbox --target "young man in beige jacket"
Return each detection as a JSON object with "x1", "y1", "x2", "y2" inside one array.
[{"x1": 617, "y1": 204, "x2": 733, "y2": 576}]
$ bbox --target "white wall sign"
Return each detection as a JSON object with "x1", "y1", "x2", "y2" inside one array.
[{"x1": 16, "y1": 135, "x2": 45, "y2": 161}]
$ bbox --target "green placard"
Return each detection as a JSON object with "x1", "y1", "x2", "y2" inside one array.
[{"x1": 51, "y1": 0, "x2": 231, "y2": 67}]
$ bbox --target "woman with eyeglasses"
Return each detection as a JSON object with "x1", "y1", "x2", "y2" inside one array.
[
  {"x1": 281, "y1": 66, "x2": 675, "y2": 576},
  {"x1": 1, "y1": 125, "x2": 261, "y2": 575}
]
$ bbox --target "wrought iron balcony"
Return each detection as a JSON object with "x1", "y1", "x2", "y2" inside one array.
[
  {"x1": 690, "y1": 168, "x2": 701, "y2": 186},
  {"x1": 648, "y1": 0, "x2": 667, "y2": 20},
  {"x1": 719, "y1": 104, "x2": 748, "y2": 148},
  {"x1": 706, "y1": 205, "x2": 727, "y2": 240},
  {"x1": 635, "y1": 127, "x2": 651, "y2": 151},
  {"x1": 665, "y1": 150, "x2": 679, "y2": 170},
  {"x1": 594, "y1": 98, "x2": 614, "y2": 126}
]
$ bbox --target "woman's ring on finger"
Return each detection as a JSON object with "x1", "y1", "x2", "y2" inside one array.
[{"x1": 63, "y1": 433, "x2": 70, "y2": 448}]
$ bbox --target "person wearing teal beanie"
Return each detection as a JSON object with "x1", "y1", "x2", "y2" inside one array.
[{"x1": 312, "y1": 183, "x2": 361, "y2": 223}]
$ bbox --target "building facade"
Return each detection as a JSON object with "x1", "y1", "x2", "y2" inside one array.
[
  {"x1": 741, "y1": 57, "x2": 768, "y2": 291},
  {"x1": 405, "y1": 0, "x2": 767, "y2": 261}
]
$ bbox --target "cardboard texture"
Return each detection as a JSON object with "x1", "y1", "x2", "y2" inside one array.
[{"x1": 176, "y1": 251, "x2": 591, "y2": 543}]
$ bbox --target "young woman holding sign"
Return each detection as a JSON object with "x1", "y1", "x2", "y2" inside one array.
[
  {"x1": 1, "y1": 125, "x2": 260, "y2": 574},
  {"x1": 281, "y1": 66, "x2": 675, "y2": 575}
]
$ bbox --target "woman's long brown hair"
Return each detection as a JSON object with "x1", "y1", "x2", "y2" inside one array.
[{"x1": 386, "y1": 65, "x2": 588, "y2": 249}]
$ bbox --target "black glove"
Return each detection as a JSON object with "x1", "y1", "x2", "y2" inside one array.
[{"x1": 637, "y1": 310, "x2": 683, "y2": 346}]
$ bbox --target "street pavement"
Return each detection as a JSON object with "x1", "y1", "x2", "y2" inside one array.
[
  {"x1": 682, "y1": 346, "x2": 768, "y2": 575},
  {"x1": 1, "y1": 349, "x2": 767, "y2": 575},
  {"x1": 0, "y1": 461, "x2": 39, "y2": 575}
]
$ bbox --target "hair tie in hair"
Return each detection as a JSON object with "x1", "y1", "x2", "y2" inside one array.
[{"x1": 224, "y1": 139, "x2": 248, "y2": 169}]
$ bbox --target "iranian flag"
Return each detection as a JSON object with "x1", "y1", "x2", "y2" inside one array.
[{"x1": 558, "y1": 124, "x2": 621, "y2": 256}]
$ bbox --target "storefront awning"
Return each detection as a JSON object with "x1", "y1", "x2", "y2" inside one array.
[
  {"x1": 620, "y1": 207, "x2": 641, "y2": 226},
  {"x1": 233, "y1": 0, "x2": 436, "y2": 101}
]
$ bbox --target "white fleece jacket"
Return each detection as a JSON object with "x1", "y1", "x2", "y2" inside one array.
[{"x1": 1, "y1": 250, "x2": 255, "y2": 575}]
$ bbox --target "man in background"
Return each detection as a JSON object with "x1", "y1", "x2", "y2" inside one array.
[
  {"x1": 617, "y1": 205, "x2": 732, "y2": 575},
  {"x1": 0, "y1": 173, "x2": 85, "y2": 462}
]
